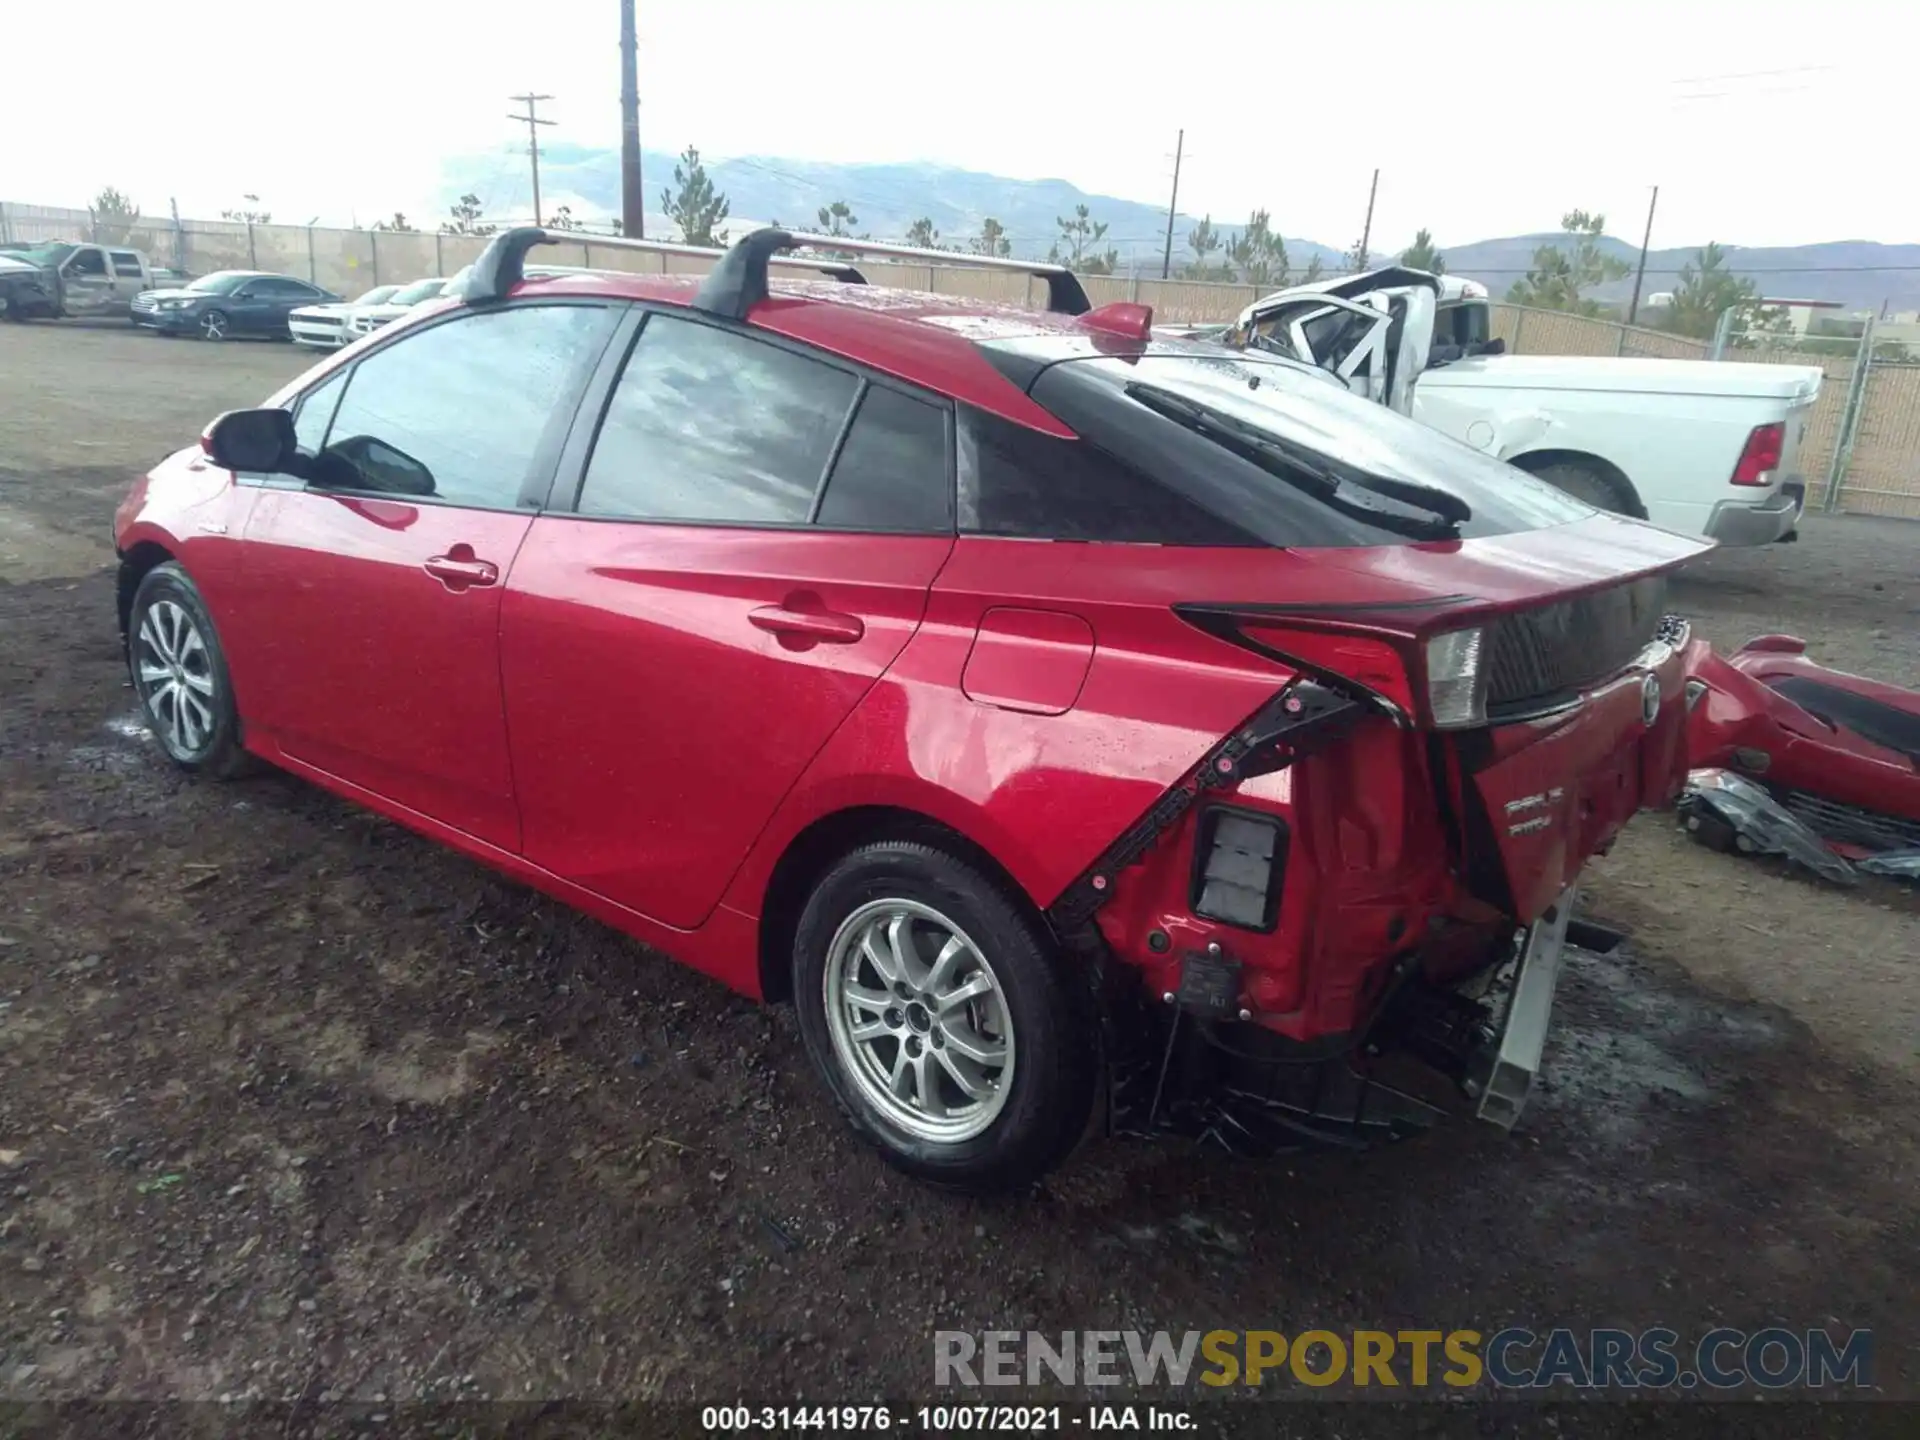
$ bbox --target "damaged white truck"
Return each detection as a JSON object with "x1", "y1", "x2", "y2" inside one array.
[{"x1": 1179, "y1": 269, "x2": 1824, "y2": 546}]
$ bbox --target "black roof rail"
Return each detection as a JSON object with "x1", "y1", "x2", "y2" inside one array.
[
  {"x1": 458, "y1": 225, "x2": 1092, "y2": 317},
  {"x1": 457, "y1": 227, "x2": 869, "y2": 306},
  {"x1": 694, "y1": 229, "x2": 1092, "y2": 319}
]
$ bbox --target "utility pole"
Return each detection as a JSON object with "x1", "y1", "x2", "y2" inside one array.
[
  {"x1": 1160, "y1": 128, "x2": 1184, "y2": 280},
  {"x1": 1356, "y1": 167, "x2": 1379, "y2": 271},
  {"x1": 508, "y1": 92, "x2": 556, "y2": 226},
  {"x1": 1626, "y1": 185, "x2": 1660, "y2": 326},
  {"x1": 619, "y1": 0, "x2": 645, "y2": 238}
]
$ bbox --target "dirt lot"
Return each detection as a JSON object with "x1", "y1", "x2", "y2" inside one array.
[{"x1": 1, "y1": 323, "x2": 1917, "y2": 1421}]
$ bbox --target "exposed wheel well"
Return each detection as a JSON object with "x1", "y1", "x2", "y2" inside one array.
[
  {"x1": 1508, "y1": 449, "x2": 1646, "y2": 519},
  {"x1": 755, "y1": 806, "x2": 1046, "y2": 1005},
  {"x1": 116, "y1": 542, "x2": 176, "y2": 646}
]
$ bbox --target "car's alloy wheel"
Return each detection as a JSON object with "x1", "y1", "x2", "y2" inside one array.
[
  {"x1": 199, "y1": 309, "x2": 229, "y2": 341},
  {"x1": 127, "y1": 562, "x2": 254, "y2": 777},
  {"x1": 823, "y1": 898, "x2": 1015, "y2": 1145},
  {"x1": 134, "y1": 599, "x2": 219, "y2": 761},
  {"x1": 792, "y1": 840, "x2": 1096, "y2": 1192}
]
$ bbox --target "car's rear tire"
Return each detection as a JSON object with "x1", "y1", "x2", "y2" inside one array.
[
  {"x1": 198, "y1": 309, "x2": 230, "y2": 342},
  {"x1": 1530, "y1": 459, "x2": 1631, "y2": 514},
  {"x1": 127, "y1": 562, "x2": 255, "y2": 777},
  {"x1": 791, "y1": 840, "x2": 1096, "y2": 1193}
]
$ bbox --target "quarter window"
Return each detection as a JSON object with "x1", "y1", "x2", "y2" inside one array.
[
  {"x1": 290, "y1": 370, "x2": 347, "y2": 454},
  {"x1": 958, "y1": 404, "x2": 1254, "y2": 545},
  {"x1": 578, "y1": 314, "x2": 859, "y2": 525},
  {"x1": 312, "y1": 304, "x2": 617, "y2": 508}
]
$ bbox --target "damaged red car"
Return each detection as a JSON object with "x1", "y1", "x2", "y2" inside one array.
[{"x1": 113, "y1": 228, "x2": 1708, "y2": 1192}]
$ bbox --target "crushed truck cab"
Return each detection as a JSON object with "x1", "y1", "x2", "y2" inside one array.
[{"x1": 1197, "y1": 268, "x2": 1823, "y2": 547}]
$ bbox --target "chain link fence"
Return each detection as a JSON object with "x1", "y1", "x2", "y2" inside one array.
[{"x1": 5, "y1": 197, "x2": 1917, "y2": 519}]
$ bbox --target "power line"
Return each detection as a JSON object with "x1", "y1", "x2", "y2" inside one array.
[
  {"x1": 1670, "y1": 63, "x2": 1833, "y2": 85},
  {"x1": 1356, "y1": 168, "x2": 1378, "y2": 266},
  {"x1": 618, "y1": 0, "x2": 643, "y2": 238},
  {"x1": 1627, "y1": 186, "x2": 1659, "y2": 325},
  {"x1": 1161, "y1": 130, "x2": 1184, "y2": 281},
  {"x1": 507, "y1": 92, "x2": 556, "y2": 226}
]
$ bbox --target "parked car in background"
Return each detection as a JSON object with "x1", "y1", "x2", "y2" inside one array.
[
  {"x1": 288, "y1": 284, "x2": 400, "y2": 349},
  {"x1": 1190, "y1": 269, "x2": 1823, "y2": 546},
  {"x1": 114, "y1": 225, "x2": 1708, "y2": 1193},
  {"x1": 131, "y1": 272, "x2": 339, "y2": 341},
  {"x1": 0, "y1": 252, "x2": 58, "y2": 319},
  {"x1": 0, "y1": 242, "x2": 181, "y2": 319},
  {"x1": 344, "y1": 276, "x2": 453, "y2": 339}
]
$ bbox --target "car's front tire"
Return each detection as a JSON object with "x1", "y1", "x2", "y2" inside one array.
[
  {"x1": 127, "y1": 562, "x2": 254, "y2": 777},
  {"x1": 792, "y1": 840, "x2": 1096, "y2": 1193},
  {"x1": 198, "y1": 309, "x2": 230, "y2": 342}
]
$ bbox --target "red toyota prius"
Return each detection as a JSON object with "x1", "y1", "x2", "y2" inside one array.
[{"x1": 114, "y1": 228, "x2": 1707, "y2": 1191}]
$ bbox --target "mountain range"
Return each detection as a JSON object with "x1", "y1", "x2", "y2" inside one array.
[{"x1": 440, "y1": 144, "x2": 1920, "y2": 315}]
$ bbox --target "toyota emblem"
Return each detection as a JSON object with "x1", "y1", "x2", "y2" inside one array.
[{"x1": 1640, "y1": 672, "x2": 1662, "y2": 727}]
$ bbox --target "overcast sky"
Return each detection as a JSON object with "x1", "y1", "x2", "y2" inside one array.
[{"x1": 3, "y1": 0, "x2": 1903, "y2": 250}]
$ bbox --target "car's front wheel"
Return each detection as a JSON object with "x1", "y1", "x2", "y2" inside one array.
[
  {"x1": 127, "y1": 562, "x2": 253, "y2": 776},
  {"x1": 198, "y1": 309, "x2": 230, "y2": 341},
  {"x1": 792, "y1": 840, "x2": 1096, "y2": 1193}
]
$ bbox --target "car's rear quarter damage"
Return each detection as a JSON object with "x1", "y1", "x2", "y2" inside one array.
[{"x1": 754, "y1": 324, "x2": 1713, "y2": 1145}]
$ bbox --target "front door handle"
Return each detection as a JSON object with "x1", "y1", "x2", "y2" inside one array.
[
  {"x1": 749, "y1": 604, "x2": 865, "y2": 645},
  {"x1": 424, "y1": 546, "x2": 498, "y2": 591}
]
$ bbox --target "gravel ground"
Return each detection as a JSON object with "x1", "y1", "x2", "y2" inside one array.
[{"x1": 0, "y1": 323, "x2": 1916, "y2": 1427}]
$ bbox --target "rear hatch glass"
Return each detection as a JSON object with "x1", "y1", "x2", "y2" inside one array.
[{"x1": 1025, "y1": 350, "x2": 1592, "y2": 549}]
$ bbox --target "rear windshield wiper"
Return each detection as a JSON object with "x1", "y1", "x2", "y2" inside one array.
[{"x1": 1126, "y1": 382, "x2": 1472, "y2": 537}]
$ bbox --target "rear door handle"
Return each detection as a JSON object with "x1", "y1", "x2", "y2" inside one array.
[
  {"x1": 749, "y1": 604, "x2": 865, "y2": 644},
  {"x1": 424, "y1": 549, "x2": 499, "y2": 591}
]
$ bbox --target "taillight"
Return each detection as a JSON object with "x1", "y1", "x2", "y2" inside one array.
[
  {"x1": 1730, "y1": 422, "x2": 1785, "y2": 487},
  {"x1": 1424, "y1": 627, "x2": 1488, "y2": 729}
]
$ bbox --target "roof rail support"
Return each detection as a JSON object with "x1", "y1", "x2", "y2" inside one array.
[
  {"x1": 693, "y1": 228, "x2": 797, "y2": 321},
  {"x1": 457, "y1": 226, "x2": 557, "y2": 305}
]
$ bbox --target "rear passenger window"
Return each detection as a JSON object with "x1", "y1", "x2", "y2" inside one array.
[
  {"x1": 111, "y1": 252, "x2": 144, "y2": 278},
  {"x1": 958, "y1": 406, "x2": 1255, "y2": 545},
  {"x1": 815, "y1": 385, "x2": 951, "y2": 532},
  {"x1": 579, "y1": 314, "x2": 858, "y2": 525}
]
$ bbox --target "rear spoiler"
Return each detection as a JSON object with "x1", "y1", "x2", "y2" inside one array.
[{"x1": 458, "y1": 226, "x2": 1093, "y2": 319}]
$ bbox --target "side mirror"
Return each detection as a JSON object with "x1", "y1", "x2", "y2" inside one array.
[{"x1": 203, "y1": 407, "x2": 297, "y2": 473}]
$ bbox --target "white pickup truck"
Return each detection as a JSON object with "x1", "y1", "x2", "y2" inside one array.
[
  {"x1": 1188, "y1": 269, "x2": 1823, "y2": 545},
  {"x1": 0, "y1": 242, "x2": 185, "y2": 321}
]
